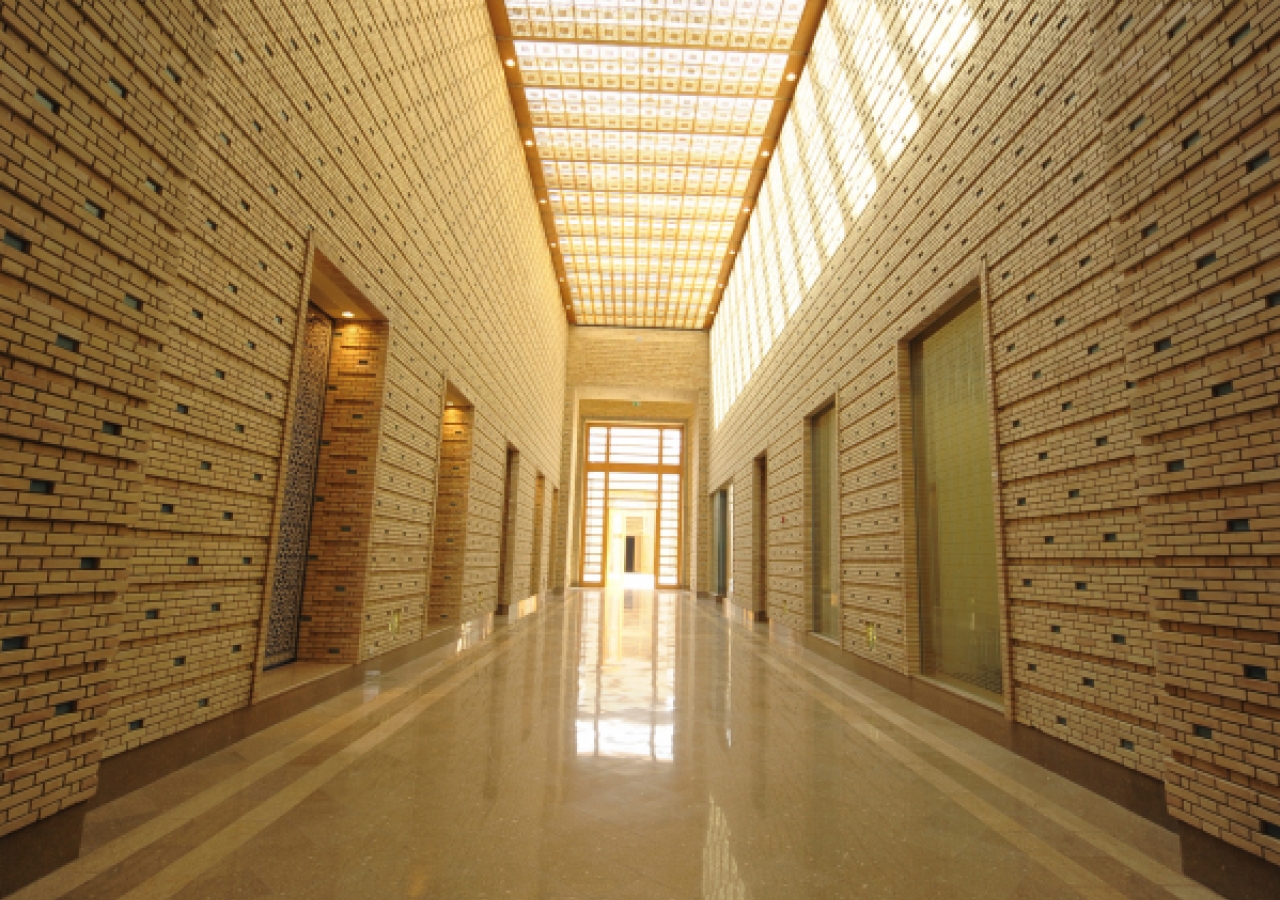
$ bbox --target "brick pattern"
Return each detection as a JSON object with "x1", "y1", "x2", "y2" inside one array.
[
  {"x1": 0, "y1": 0, "x2": 216, "y2": 835},
  {"x1": 429, "y1": 405, "x2": 472, "y2": 625},
  {"x1": 1098, "y1": 0, "x2": 1280, "y2": 862},
  {"x1": 712, "y1": 0, "x2": 1138, "y2": 705},
  {"x1": 708, "y1": 0, "x2": 1280, "y2": 864},
  {"x1": 1, "y1": 0, "x2": 564, "y2": 835},
  {"x1": 295, "y1": 320, "x2": 388, "y2": 665}
]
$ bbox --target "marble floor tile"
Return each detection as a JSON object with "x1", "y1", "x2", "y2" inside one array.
[{"x1": 10, "y1": 590, "x2": 1223, "y2": 900}]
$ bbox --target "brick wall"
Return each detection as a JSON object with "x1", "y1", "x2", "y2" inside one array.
[
  {"x1": 1098, "y1": 0, "x2": 1280, "y2": 863},
  {"x1": 295, "y1": 320, "x2": 388, "y2": 665},
  {"x1": 0, "y1": 0, "x2": 564, "y2": 836},
  {"x1": 709, "y1": 0, "x2": 1280, "y2": 864},
  {"x1": 429, "y1": 405, "x2": 472, "y2": 626}
]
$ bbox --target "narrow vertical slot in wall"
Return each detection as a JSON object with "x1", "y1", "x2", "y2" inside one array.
[
  {"x1": 911, "y1": 296, "x2": 1003, "y2": 704},
  {"x1": 263, "y1": 306, "x2": 333, "y2": 668},
  {"x1": 428, "y1": 390, "x2": 473, "y2": 625},
  {"x1": 529, "y1": 474, "x2": 546, "y2": 596},
  {"x1": 580, "y1": 425, "x2": 608, "y2": 586},
  {"x1": 753, "y1": 455, "x2": 768, "y2": 616},
  {"x1": 547, "y1": 487, "x2": 560, "y2": 593},
  {"x1": 810, "y1": 405, "x2": 839, "y2": 641},
  {"x1": 711, "y1": 488, "x2": 728, "y2": 597},
  {"x1": 657, "y1": 427, "x2": 683, "y2": 588},
  {"x1": 495, "y1": 446, "x2": 519, "y2": 613},
  {"x1": 295, "y1": 314, "x2": 389, "y2": 664}
]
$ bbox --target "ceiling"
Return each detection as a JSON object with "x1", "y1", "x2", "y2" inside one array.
[{"x1": 486, "y1": 0, "x2": 825, "y2": 330}]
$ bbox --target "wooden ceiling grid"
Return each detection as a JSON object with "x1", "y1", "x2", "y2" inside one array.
[{"x1": 485, "y1": 0, "x2": 828, "y2": 330}]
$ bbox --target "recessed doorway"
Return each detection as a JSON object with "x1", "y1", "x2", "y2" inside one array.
[
  {"x1": 579, "y1": 424, "x2": 683, "y2": 589},
  {"x1": 910, "y1": 296, "x2": 1003, "y2": 704}
]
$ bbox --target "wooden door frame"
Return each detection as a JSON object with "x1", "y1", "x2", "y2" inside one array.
[{"x1": 577, "y1": 421, "x2": 685, "y2": 587}]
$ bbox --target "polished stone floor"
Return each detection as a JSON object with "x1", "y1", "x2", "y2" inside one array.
[{"x1": 11, "y1": 590, "x2": 1221, "y2": 900}]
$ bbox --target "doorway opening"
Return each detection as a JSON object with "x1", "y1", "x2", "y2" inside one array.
[
  {"x1": 529, "y1": 474, "x2": 546, "y2": 595},
  {"x1": 547, "y1": 487, "x2": 560, "y2": 592},
  {"x1": 579, "y1": 424, "x2": 684, "y2": 589},
  {"x1": 263, "y1": 305, "x2": 333, "y2": 668},
  {"x1": 495, "y1": 446, "x2": 519, "y2": 613},
  {"x1": 753, "y1": 455, "x2": 768, "y2": 615},
  {"x1": 810, "y1": 404, "x2": 839, "y2": 642},
  {"x1": 910, "y1": 296, "x2": 1003, "y2": 704},
  {"x1": 710, "y1": 485, "x2": 731, "y2": 598},
  {"x1": 262, "y1": 252, "x2": 390, "y2": 675},
  {"x1": 428, "y1": 387, "x2": 473, "y2": 625}
]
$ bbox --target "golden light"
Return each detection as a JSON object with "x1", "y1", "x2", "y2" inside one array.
[
  {"x1": 711, "y1": 1, "x2": 983, "y2": 428},
  {"x1": 495, "y1": 0, "x2": 810, "y2": 329},
  {"x1": 341, "y1": 311, "x2": 354, "y2": 318}
]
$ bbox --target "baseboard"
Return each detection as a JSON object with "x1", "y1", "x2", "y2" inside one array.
[{"x1": 1180, "y1": 822, "x2": 1280, "y2": 900}]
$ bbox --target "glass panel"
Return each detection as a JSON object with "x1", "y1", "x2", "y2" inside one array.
[
  {"x1": 658, "y1": 473, "x2": 680, "y2": 585},
  {"x1": 811, "y1": 406, "x2": 839, "y2": 639},
  {"x1": 607, "y1": 427, "x2": 662, "y2": 464},
  {"x1": 912, "y1": 299, "x2": 1002, "y2": 703},
  {"x1": 661, "y1": 428, "x2": 682, "y2": 465},
  {"x1": 607, "y1": 471, "x2": 659, "y2": 586},
  {"x1": 583, "y1": 425, "x2": 683, "y2": 587},
  {"x1": 582, "y1": 470, "x2": 607, "y2": 583},
  {"x1": 588, "y1": 425, "x2": 610, "y2": 462},
  {"x1": 711, "y1": 489, "x2": 727, "y2": 595},
  {"x1": 726, "y1": 481, "x2": 734, "y2": 596}
]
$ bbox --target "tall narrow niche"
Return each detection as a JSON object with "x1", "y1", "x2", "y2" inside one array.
[
  {"x1": 263, "y1": 306, "x2": 333, "y2": 668},
  {"x1": 529, "y1": 474, "x2": 546, "y2": 597},
  {"x1": 429, "y1": 392, "x2": 474, "y2": 625},
  {"x1": 295, "y1": 317, "x2": 389, "y2": 663}
]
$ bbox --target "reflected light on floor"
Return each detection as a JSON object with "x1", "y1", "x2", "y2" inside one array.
[
  {"x1": 606, "y1": 572, "x2": 656, "y2": 590},
  {"x1": 576, "y1": 588, "x2": 677, "y2": 762},
  {"x1": 456, "y1": 612, "x2": 495, "y2": 652}
]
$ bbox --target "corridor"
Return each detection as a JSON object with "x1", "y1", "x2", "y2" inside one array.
[{"x1": 11, "y1": 592, "x2": 1215, "y2": 900}]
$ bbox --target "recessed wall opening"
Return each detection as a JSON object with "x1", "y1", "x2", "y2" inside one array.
[
  {"x1": 529, "y1": 474, "x2": 547, "y2": 596},
  {"x1": 263, "y1": 304, "x2": 333, "y2": 669},
  {"x1": 579, "y1": 423, "x2": 684, "y2": 590},
  {"x1": 547, "y1": 487, "x2": 560, "y2": 593},
  {"x1": 710, "y1": 484, "x2": 731, "y2": 598},
  {"x1": 428, "y1": 386, "x2": 473, "y2": 625},
  {"x1": 753, "y1": 455, "x2": 768, "y2": 614},
  {"x1": 495, "y1": 446, "x2": 519, "y2": 613},
  {"x1": 910, "y1": 295, "x2": 1003, "y2": 705},
  {"x1": 263, "y1": 252, "x2": 388, "y2": 673},
  {"x1": 809, "y1": 404, "x2": 839, "y2": 642}
]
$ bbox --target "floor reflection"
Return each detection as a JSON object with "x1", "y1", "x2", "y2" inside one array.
[
  {"x1": 6, "y1": 589, "x2": 1205, "y2": 900},
  {"x1": 575, "y1": 588, "x2": 678, "y2": 762}
]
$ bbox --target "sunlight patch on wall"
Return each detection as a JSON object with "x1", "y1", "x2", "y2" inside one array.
[{"x1": 711, "y1": 0, "x2": 981, "y2": 426}]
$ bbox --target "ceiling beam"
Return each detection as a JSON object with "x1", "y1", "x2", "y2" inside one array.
[{"x1": 483, "y1": 0, "x2": 830, "y2": 331}]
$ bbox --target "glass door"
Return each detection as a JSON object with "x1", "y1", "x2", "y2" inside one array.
[
  {"x1": 580, "y1": 424, "x2": 684, "y2": 588},
  {"x1": 912, "y1": 298, "x2": 1002, "y2": 703}
]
